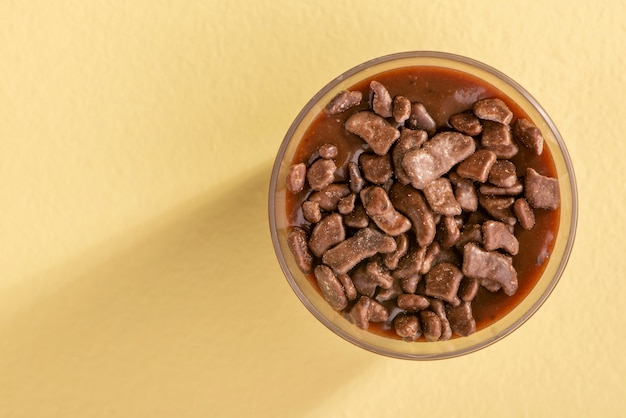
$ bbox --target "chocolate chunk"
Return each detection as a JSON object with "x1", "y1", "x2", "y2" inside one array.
[
  {"x1": 402, "y1": 131, "x2": 476, "y2": 189},
  {"x1": 446, "y1": 301, "x2": 476, "y2": 337},
  {"x1": 525, "y1": 168, "x2": 560, "y2": 210},
  {"x1": 343, "y1": 204, "x2": 369, "y2": 228},
  {"x1": 353, "y1": 260, "x2": 395, "y2": 301},
  {"x1": 368, "y1": 299, "x2": 389, "y2": 323},
  {"x1": 360, "y1": 186, "x2": 411, "y2": 236},
  {"x1": 423, "y1": 178, "x2": 462, "y2": 217},
  {"x1": 513, "y1": 198, "x2": 536, "y2": 230},
  {"x1": 337, "y1": 193, "x2": 356, "y2": 215},
  {"x1": 397, "y1": 294, "x2": 430, "y2": 312},
  {"x1": 429, "y1": 299, "x2": 452, "y2": 341},
  {"x1": 349, "y1": 294, "x2": 388, "y2": 327},
  {"x1": 345, "y1": 111, "x2": 400, "y2": 156},
  {"x1": 513, "y1": 118, "x2": 544, "y2": 155},
  {"x1": 392, "y1": 95, "x2": 412, "y2": 123},
  {"x1": 462, "y1": 243, "x2": 518, "y2": 296},
  {"x1": 359, "y1": 153, "x2": 393, "y2": 185},
  {"x1": 350, "y1": 296, "x2": 372, "y2": 330},
  {"x1": 449, "y1": 172, "x2": 478, "y2": 212},
  {"x1": 314, "y1": 265, "x2": 348, "y2": 311},
  {"x1": 375, "y1": 279, "x2": 403, "y2": 302},
  {"x1": 424, "y1": 262, "x2": 463, "y2": 305},
  {"x1": 383, "y1": 233, "x2": 409, "y2": 270},
  {"x1": 392, "y1": 245, "x2": 427, "y2": 280},
  {"x1": 407, "y1": 102, "x2": 436, "y2": 135},
  {"x1": 325, "y1": 90, "x2": 362, "y2": 114},
  {"x1": 350, "y1": 265, "x2": 378, "y2": 298},
  {"x1": 390, "y1": 183, "x2": 436, "y2": 247},
  {"x1": 488, "y1": 159, "x2": 518, "y2": 188},
  {"x1": 420, "y1": 241, "x2": 441, "y2": 275},
  {"x1": 456, "y1": 149, "x2": 497, "y2": 183},
  {"x1": 287, "y1": 227, "x2": 313, "y2": 274},
  {"x1": 309, "y1": 183, "x2": 351, "y2": 211},
  {"x1": 482, "y1": 220, "x2": 519, "y2": 255},
  {"x1": 455, "y1": 223, "x2": 483, "y2": 250},
  {"x1": 302, "y1": 200, "x2": 322, "y2": 223},
  {"x1": 347, "y1": 161, "x2": 365, "y2": 193},
  {"x1": 420, "y1": 310, "x2": 442, "y2": 342},
  {"x1": 365, "y1": 257, "x2": 394, "y2": 289},
  {"x1": 337, "y1": 273, "x2": 357, "y2": 301},
  {"x1": 481, "y1": 121, "x2": 513, "y2": 148},
  {"x1": 400, "y1": 275, "x2": 420, "y2": 294},
  {"x1": 370, "y1": 80, "x2": 393, "y2": 118},
  {"x1": 458, "y1": 277, "x2": 479, "y2": 302},
  {"x1": 286, "y1": 163, "x2": 306, "y2": 193},
  {"x1": 449, "y1": 112, "x2": 483, "y2": 136},
  {"x1": 394, "y1": 314, "x2": 421, "y2": 341},
  {"x1": 392, "y1": 128, "x2": 428, "y2": 185},
  {"x1": 439, "y1": 216, "x2": 461, "y2": 249},
  {"x1": 307, "y1": 158, "x2": 337, "y2": 191},
  {"x1": 479, "y1": 195, "x2": 517, "y2": 225},
  {"x1": 484, "y1": 142, "x2": 519, "y2": 159},
  {"x1": 308, "y1": 213, "x2": 346, "y2": 258},
  {"x1": 318, "y1": 143, "x2": 338, "y2": 159},
  {"x1": 322, "y1": 227, "x2": 396, "y2": 275},
  {"x1": 479, "y1": 181, "x2": 523, "y2": 196},
  {"x1": 473, "y1": 98, "x2": 513, "y2": 125}
]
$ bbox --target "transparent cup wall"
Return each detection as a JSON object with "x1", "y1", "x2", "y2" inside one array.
[{"x1": 269, "y1": 51, "x2": 577, "y2": 360}]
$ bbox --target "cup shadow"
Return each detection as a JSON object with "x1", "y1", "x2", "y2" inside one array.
[{"x1": 0, "y1": 162, "x2": 375, "y2": 417}]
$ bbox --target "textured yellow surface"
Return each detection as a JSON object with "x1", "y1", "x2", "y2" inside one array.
[{"x1": 0, "y1": 1, "x2": 624, "y2": 416}]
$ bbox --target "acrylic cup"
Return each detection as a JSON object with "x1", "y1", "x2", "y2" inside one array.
[{"x1": 269, "y1": 51, "x2": 577, "y2": 360}]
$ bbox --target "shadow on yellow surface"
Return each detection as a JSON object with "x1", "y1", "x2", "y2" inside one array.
[{"x1": 0, "y1": 162, "x2": 374, "y2": 417}]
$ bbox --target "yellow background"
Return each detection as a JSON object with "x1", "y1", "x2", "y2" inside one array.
[{"x1": 0, "y1": 1, "x2": 623, "y2": 416}]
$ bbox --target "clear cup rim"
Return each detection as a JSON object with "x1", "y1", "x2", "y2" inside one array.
[{"x1": 269, "y1": 51, "x2": 578, "y2": 360}]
